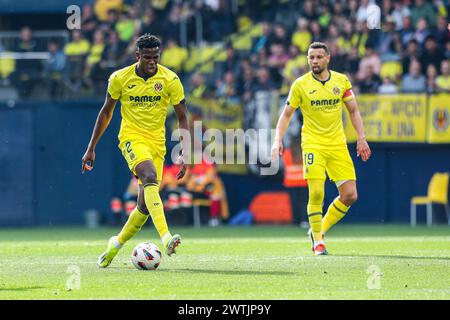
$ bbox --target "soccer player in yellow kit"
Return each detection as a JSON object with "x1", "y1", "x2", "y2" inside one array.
[
  {"x1": 272, "y1": 42, "x2": 371, "y2": 255},
  {"x1": 81, "y1": 34, "x2": 189, "y2": 267}
]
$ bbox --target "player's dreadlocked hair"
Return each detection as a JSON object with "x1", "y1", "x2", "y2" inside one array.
[
  {"x1": 309, "y1": 42, "x2": 330, "y2": 55},
  {"x1": 136, "y1": 34, "x2": 161, "y2": 51}
]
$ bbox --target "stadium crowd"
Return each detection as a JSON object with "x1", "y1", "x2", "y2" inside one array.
[{"x1": 2, "y1": 0, "x2": 450, "y2": 100}]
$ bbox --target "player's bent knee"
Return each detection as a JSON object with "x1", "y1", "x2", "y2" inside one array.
[
  {"x1": 140, "y1": 173, "x2": 158, "y2": 186},
  {"x1": 342, "y1": 192, "x2": 357, "y2": 206}
]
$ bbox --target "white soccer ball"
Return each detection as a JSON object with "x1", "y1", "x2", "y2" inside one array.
[{"x1": 131, "y1": 242, "x2": 162, "y2": 270}]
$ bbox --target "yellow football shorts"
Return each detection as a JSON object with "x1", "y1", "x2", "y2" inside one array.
[
  {"x1": 302, "y1": 146, "x2": 356, "y2": 182},
  {"x1": 119, "y1": 135, "x2": 166, "y2": 185}
]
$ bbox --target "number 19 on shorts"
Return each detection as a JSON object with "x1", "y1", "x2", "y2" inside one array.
[{"x1": 304, "y1": 152, "x2": 314, "y2": 165}]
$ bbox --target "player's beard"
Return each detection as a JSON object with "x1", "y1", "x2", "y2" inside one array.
[{"x1": 311, "y1": 65, "x2": 324, "y2": 74}]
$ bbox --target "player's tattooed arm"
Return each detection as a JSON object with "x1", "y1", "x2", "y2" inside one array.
[
  {"x1": 173, "y1": 99, "x2": 189, "y2": 179},
  {"x1": 344, "y1": 98, "x2": 371, "y2": 162},
  {"x1": 82, "y1": 93, "x2": 118, "y2": 173}
]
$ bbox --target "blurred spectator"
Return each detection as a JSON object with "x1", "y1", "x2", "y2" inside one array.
[
  {"x1": 282, "y1": 45, "x2": 307, "y2": 86},
  {"x1": 99, "y1": 31, "x2": 126, "y2": 77},
  {"x1": 378, "y1": 76, "x2": 398, "y2": 94},
  {"x1": 160, "y1": 38, "x2": 188, "y2": 75},
  {"x1": 14, "y1": 26, "x2": 38, "y2": 52},
  {"x1": 252, "y1": 21, "x2": 272, "y2": 54},
  {"x1": 64, "y1": 30, "x2": 90, "y2": 91},
  {"x1": 410, "y1": 0, "x2": 437, "y2": 28},
  {"x1": 205, "y1": 0, "x2": 236, "y2": 43},
  {"x1": 217, "y1": 44, "x2": 241, "y2": 81},
  {"x1": 436, "y1": 60, "x2": 450, "y2": 92},
  {"x1": 327, "y1": 42, "x2": 347, "y2": 74},
  {"x1": 254, "y1": 67, "x2": 275, "y2": 92},
  {"x1": 270, "y1": 24, "x2": 290, "y2": 49},
  {"x1": 302, "y1": 0, "x2": 318, "y2": 21},
  {"x1": 43, "y1": 41, "x2": 66, "y2": 99},
  {"x1": 84, "y1": 30, "x2": 106, "y2": 88},
  {"x1": 310, "y1": 21, "x2": 323, "y2": 42},
  {"x1": 402, "y1": 39, "x2": 422, "y2": 75},
  {"x1": 426, "y1": 64, "x2": 439, "y2": 93},
  {"x1": 237, "y1": 60, "x2": 256, "y2": 103},
  {"x1": 94, "y1": 0, "x2": 123, "y2": 22},
  {"x1": 378, "y1": 16, "x2": 402, "y2": 58},
  {"x1": 436, "y1": 16, "x2": 450, "y2": 45},
  {"x1": 445, "y1": 41, "x2": 450, "y2": 59},
  {"x1": 357, "y1": 46, "x2": 381, "y2": 80},
  {"x1": 412, "y1": 18, "x2": 431, "y2": 45},
  {"x1": 359, "y1": 65, "x2": 382, "y2": 93},
  {"x1": 190, "y1": 72, "x2": 207, "y2": 98},
  {"x1": 318, "y1": 4, "x2": 331, "y2": 29},
  {"x1": 337, "y1": 20, "x2": 356, "y2": 54},
  {"x1": 115, "y1": 11, "x2": 137, "y2": 43},
  {"x1": 216, "y1": 71, "x2": 239, "y2": 104},
  {"x1": 391, "y1": 1, "x2": 411, "y2": 31},
  {"x1": 344, "y1": 48, "x2": 361, "y2": 76},
  {"x1": 81, "y1": 3, "x2": 98, "y2": 42},
  {"x1": 401, "y1": 59, "x2": 426, "y2": 93},
  {"x1": 291, "y1": 17, "x2": 312, "y2": 53},
  {"x1": 421, "y1": 36, "x2": 444, "y2": 74},
  {"x1": 400, "y1": 16, "x2": 416, "y2": 45},
  {"x1": 140, "y1": 7, "x2": 163, "y2": 38},
  {"x1": 348, "y1": 0, "x2": 359, "y2": 21},
  {"x1": 267, "y1": 43, "x2": 290, "y2": 88},
  {"x1": 163, "y1": 4, "x2": 182, "y2": 44},
  {"x1": 10, "y1": 26, "x2": 41, "y2": 97}
]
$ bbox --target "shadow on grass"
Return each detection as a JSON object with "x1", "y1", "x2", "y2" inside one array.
[
  {"x1": 0, "y1": 286, "x2": 45, "y2": 291},
  {"x1": 160, "y1": 268, "x2": 297, "y2": 276},
  {"x1": 334, "y1": 254, "x2": 450, "y2": 261}
]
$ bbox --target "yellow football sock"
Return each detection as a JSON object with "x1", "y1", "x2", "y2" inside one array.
[
  {"x1": 307, "y1": 179, "x2": 325, "y2": 242},
  {"x1": 322, "y1": 197, "x2": 349, "y2": 234},
  {"x1": 117, "y1": 207, "x2": 148, "y2": 245},
  {"x1": 144, "y1": 183, "x2": 171, "y2": 244},
  {"x1": 307, "y1": 205, "x2": 323, "y2": 241}
]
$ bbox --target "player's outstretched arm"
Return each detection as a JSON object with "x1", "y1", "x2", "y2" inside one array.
[
  {"x1": 271, "y1": 104, "x2": 296, "y2": 161},
  {"x1": 344, "y1": 98, "x2": 371, "y2": 162},
  {"x1": 173, "y1": 100, "x2": 189, "y2": 180},
  {"x1": 81, "y1": 93, "x2": 117, "y2": 173}
]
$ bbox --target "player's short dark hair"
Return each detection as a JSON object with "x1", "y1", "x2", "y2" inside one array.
[
  {"x1": 308, "y1": 42, "x2": 330, "y2": 55},
  {"x1": 136, "y1": 34, "x2": 161, "y2": 51}
]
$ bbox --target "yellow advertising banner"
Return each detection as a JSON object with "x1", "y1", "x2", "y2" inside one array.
[
  {"x1": 344, "y1": 94, "x2": 427, "y2": 142},
  {"x1": 427, "y1": 94, "x2": 450, "y2": 143}
]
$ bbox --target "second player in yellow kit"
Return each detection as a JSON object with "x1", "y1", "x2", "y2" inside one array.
[
  {"x1": 273, "y1": 42, "x2": 371, "y2": 256},
  {"x1": 82, "y1": 34, "x2": 189, "y2": 268},
  {"x1": 287, "y1": 70, "x2": 356, "y2": 182}
]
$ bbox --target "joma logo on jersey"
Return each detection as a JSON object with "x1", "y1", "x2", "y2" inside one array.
[
  {"x1": 129, "y1": 95, "x2": 161, "y2": 103},
  {"x1": 311, "y1": 98, "x2": 340, "y2": 106}
]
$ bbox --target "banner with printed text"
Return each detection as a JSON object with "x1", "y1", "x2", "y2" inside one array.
[
  {"x1": 344, "y1": 94, "x2": 427, "y2": 142},
  {"x1": 427, "y1": 94, "x2": 450, "y2": 143}
]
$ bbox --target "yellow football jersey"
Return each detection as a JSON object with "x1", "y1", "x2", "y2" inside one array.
[
  {"x1": 108, "y1": 63, "x2": 185, "y2": 144},
  {"x1": 287, "y1": 70, "x2": 354, "y2": 148}
]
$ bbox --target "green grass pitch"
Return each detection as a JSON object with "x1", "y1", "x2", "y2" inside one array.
[{"x1": 0, "y1": 225, "x2": 449, "y2": 299}]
